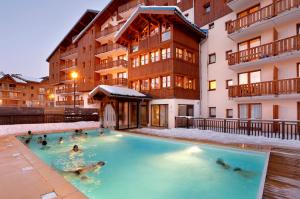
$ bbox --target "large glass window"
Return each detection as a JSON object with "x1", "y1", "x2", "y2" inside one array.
[
  {"x1": 175, "y1": 76, "x2": 184, "y2": 87},
  {"x1": 161, "y1": 23, "x2": 171, "y2": 42},
  {"x1": 238, "y1": 71, "x2": 261, "y2": 85},
  {"x1": 132, "y1": 57, "x2": 139, "y2": 68},
  {"x1": 162, "y1": 48, "x2": 171, "y2": 60},
  {"x1": 209, "y1": 107, "x2": 216, "y2": 118},
  {"x1": 140, "y1": 54, "x2": 149, "y2": 65},
  {"x1": 238, "y1": 104, "x2": 262, "y2": 119},
  {"x1": 238, "y1": 37, "x2": 261, "y2": 51},
  {"x1": 176, "y1": 48, "x2": 183, "y2": 59},
  {"x1": 150, "y1": 50, "x2": 160, "y2": 62},
  {"x1": 178, "y1": 105, "x2": 194, "y2": 116},
  {"x1": 151, "y1": 77, "x2": 160, "y2": 89},
  {"x1": 151, "y1": 104, "x2": 168, "y2": 127},
  {"x1": 141, "y1": 79, "x2": 149, "y2": 91},
  {"x1": 162, "y1": 76, "x2": 171, "y2": 88}
]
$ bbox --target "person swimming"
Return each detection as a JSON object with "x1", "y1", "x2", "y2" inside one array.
[
  {"x1": 216, "y1": 158, "x2": 231, "y2": 170},
  {"x1": 41, "y1": 140, "x2": 50, "y2": 150},
  {"x1": 37, "y1": 136, "x2": 43, "y2": 144},
  {"x1": 233, "y1": 167, "x2": 256, "y2": 178},
  {"x1": 61, "y1": 161, "x2": 105, "y2": 177},
  {"x1": 58, "y1": 137, "x2": 64, "y2": 144},
  {"x1": 71, "y1": 145, "x2": 82, "y2": 153}
]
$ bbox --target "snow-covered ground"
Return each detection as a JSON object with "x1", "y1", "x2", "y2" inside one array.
[
  {"x1": 136, "y1": 128, "x2": 300, "y2": 149},
  {"x1": 0, "y1": 121, "x2": 99, "y2": 137}
]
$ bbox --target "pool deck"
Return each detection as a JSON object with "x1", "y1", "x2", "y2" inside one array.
[
  {"x1": 0, "y1": 128, "x2": 299, "y2": 199},
  {"x1": 0, "y1": 136, "x2": 87, "y2": 199}
]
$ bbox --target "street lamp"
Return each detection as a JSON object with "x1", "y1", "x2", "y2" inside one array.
[{"x1": 71, "y1": 71, "x2": 78, "y2": 110}]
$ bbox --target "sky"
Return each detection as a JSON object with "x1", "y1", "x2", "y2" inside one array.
[{"x1": 0, "y1": 0, "x2": 110, "y2": 77}]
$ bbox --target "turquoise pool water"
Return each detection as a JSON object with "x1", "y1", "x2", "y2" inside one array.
[{"x1": 21, "y1": 130, "x2": 267, "y2": 199}]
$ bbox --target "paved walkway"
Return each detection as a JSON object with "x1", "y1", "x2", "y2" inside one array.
[{"x1": 0, "y1": 136, "x2": 86, "y2": 199}]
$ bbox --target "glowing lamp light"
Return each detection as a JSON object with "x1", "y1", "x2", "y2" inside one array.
[
  {"x1": 48, "y1": 94, "x2": 55, "y2": 100},
  {"x1": 115, "y1": 134, "x2": 123, "y2": 138},
  {"x1": 71, "y1": 71, "x2": 78, "y2": 79},
  {"x1": 186, "y1": 146, "x2": 202, "y2": 154}
]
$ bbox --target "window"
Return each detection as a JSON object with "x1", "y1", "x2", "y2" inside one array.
[
  {"x1": 186, "y1": 78, "x2": 195, "y2": 89},
  {"x1": 178, "y1": 105, "x2": 194, "y2": 116},
  {"x1": 208, "y1": 53, "x2": 216, "y2": 64},
  {"x1": 151, "y1": 77, "x2": 160, "y2": 89},
  {"x1": 151, "y1": 104, "x2": 168, "y2": 127},
  {"x1": 238, "y1": 70, "x2": 261, "y2": 85},
  {"x1": 118, "y1": 72, "x2": 127, "y2": 79},
  {"x1": 239, "y1": 104, "x2": 262, "y2": 119},
  {"x1": 237, "y1": 5, "x2": 260, "y2": 19},
  {"x1": 226, "y1": 109, "x2": 233, "y2": 118},
  {"x1": 131, "y1": 45, "x2": 139, "y2": 52},
  {"x1": 176, "y1": 48, "x2": 183, "y2": 59},
  {"x1": 161, "y1": 23, "x2": 171, "y2": 42},
  {"x1": 31, "y1": 86, "x2": 34, "y2": 90},
  {"x1": 238, "y1": 37, "x2": 261, "y2": 51},
  {"x1": 297, "y1": 24, "x2": 300, "y2": 34},
  {"x1": 297, "y1": 63, "x2": 300, "y2": 77},
  {"x1": 208, "y1": 80, "x2": 216, "y2": 91},
  {"x1": 150, "y1": 50, "x2": 160, "y2": 62},
  {"x1": 226, "y1": 50, "x2": 232, "y2": 60},
  {"x1": 140, "y1": 54, "x2": 149, "y2": 65},
  {"x1": 141, "y1": 79, "x2": 149, "y2": 90},
  {"x1": 131, "y1": 81, "x2": 139, "y2": 91},
  {"x1": 204, "y1": 3, "x2": 211, "y2": 14},
  {"x1": 175, "y1": 76, "x2": 184, "y2": 87},
  {"x1": 226, "y1": 79, "x2": 233, "y2": 89},
  {"x1": 162, "y1": 48, "x2": 171, "y2": 60},
  {"x1": 186, "y1": 51, "x2": 194, "y2": 63},
  {"x1": 162, "y1": 76, "x2": 171, "y2": 88},
  {"x1": 209, "y1": 23, "x2": 214, "y2": 29},
  {"x1": 209, "y1": 107, "x2": 216, "y2": 118},
  {"x1": 132, "y1": 57, "x2": 139, "y2": 68}
]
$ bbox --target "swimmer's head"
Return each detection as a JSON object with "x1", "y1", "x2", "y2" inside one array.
[
  {"x1": 42, "y1": 140, "x2": 47, "y2": 146},
  {"x1": 28, "y1": 131, "x2": 32, "y2": 135},
  {"x1": 97, "y1": 161, "x2": 105, "y2": 166},
  {"x1": 73, "y1": 145, "x2": 79, "y2": 152}
]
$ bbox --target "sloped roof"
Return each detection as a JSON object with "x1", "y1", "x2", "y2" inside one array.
[
  {"x1": 11, "y1": 74, "x2": 44, "y2": 83},
  {"x1": 0, "y1": 73, "x2": 27, "y2": 84},
  {"x1": 115, "y1": 6, "x2": 207, "y2": 42},
  {"x1": 89, "y1": 85, "x2": 150, "y2": 99},
  {"x1": 46, "y1": 9, "x2": 99, "y2": 62}
]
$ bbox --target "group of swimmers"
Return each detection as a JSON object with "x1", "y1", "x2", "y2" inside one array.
[{"x1": 216, "y1": 158, "x2": 256, "y2": 178}]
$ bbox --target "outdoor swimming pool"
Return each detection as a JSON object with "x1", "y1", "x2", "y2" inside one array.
[{"x1": 21, "y1": 130, "x2": 268, "y2": 199}]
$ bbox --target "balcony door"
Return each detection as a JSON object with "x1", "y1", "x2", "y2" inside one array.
[
  {"x1": 238, "y1": 104, "x2": 262, "y2": 119},
  {"x1": 151, "y1": 104, "x2": 168, "y2": 128},
  {"x1": 238, "y1": 37, "x2": 261, "y2": 62}
]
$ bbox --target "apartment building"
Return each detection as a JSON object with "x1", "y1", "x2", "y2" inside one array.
[
  {"x1": 47, "y1": 0, "x2": 300, "y2": 128},
  {"x1": 47, "y1": 0, "x2": 200, "y2": 128},
  {"x1": 200, "y1": 0, "x2": 300, "y2": 121},
  {"x1": 0, "y1": 72, "x2": 52, "y2": 107}
]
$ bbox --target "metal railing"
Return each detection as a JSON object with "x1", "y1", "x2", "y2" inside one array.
[{"x1": 175, "y1": 117, "x2": 300, "y2": 140}]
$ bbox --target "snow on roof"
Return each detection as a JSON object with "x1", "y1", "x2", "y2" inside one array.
[
  {"x1": 115, "y1": 5, "x2": 206, "y2": 41},
  {"x1": 89, "y1": 85, "x2": 149, "y2": 99},
  {"x1": 11, "y1": 76, "x2": 27, "y2": 84},
  {"x1": 12, "y1": 74, "x2": 44, "y2": 83},
  {"x1": 0, "y1": 72, "x2": 5, "y2": 79}
]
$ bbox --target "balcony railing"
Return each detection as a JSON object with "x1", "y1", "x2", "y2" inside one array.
[
  {"x1": 138, "y1": 33, "x2": 161, "y2": 52},
  {"x1": 95, "y1": 59, "x2": 128, "y2": 71},
  {"x1": 95, "y1": 44, "x2": 126, "y2": 55},
  {"x1": 227, "y1": 0, "x2": 300, "y2": 34},
  {"x1": 228, "y1": 34, "x2": 300, "y2": 65},
  {"x1": 96, "y1": 78, "x2": 128, "y2": 86},
  {"x1": 56, "y1": 87, "x2": 78, "y2": 94},
  {"x1": 61, "y1": 47, "x2": 78, "y2": 58},
  {"x1": 96, "y1": 23, "x2": 124, "y2": 39},
  {"x1": 56, "y1": 100, "x2": 84, "y2": 106},
  {"x1": 0, "y1": 87, "x2": 22, "y2": 92},
  {"x1": 0, "y1": 93, "x2": 22, "y2": 99},
  {"x1": 118, "y1": 0, "x2": 141, "y2": 13},
  {"x1": 228, "y1": 77, "x2": 300, "y2": 98}
]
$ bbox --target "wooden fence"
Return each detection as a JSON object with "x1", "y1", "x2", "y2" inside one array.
[
  {"x1": 0, "y1": 114, "x2": 99, "y2": 125},
  {"x1": 175, "y1": 117, "x2": 300, "y2": 140}
]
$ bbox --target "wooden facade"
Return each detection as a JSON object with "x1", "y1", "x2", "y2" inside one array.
[
  {"x1": 0, "y1": 74, "x2": 52, "y2": 107},
  {"x1": 115, "y1": 8, "x2": 205, "y2": 99}
]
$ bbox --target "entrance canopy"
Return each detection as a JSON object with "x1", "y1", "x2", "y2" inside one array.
[{"x1": 89, "y1": 85, "x2": 151, "y2": 100}]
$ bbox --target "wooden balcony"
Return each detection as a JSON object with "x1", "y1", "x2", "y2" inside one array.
[
  {"x1": 0, "y1": 87, "x2": 22, "y2": 92},
  {"x1": 95, "y1": 59, "x2": 128, "y2": 71},
  {"x1": 96, "y1": 78, "x2": 128, "y2": 86},
  {"x1": 96, "y1": 23, "x2": 124, "y2": 39},
  {"x1": 228, "y1": 34, "x2": 300, "y2": 66},
  {"x1": 118, "y1": 0, "x2": 141, "y2": 13},
  {"x1": 60, "y1": 47, "x2": 78, "y2": 59},
  {"x1": 95, "y1": 44, "x2": 126, "y2": 55},
  {"x1": 228, "y1": 77, "x2": 300, "y2": 98},
  {"x1": 56, "y1": 87, "x2": 78, "y2": 94},
  {"x1": 56, "y1": 100, "x2": 84, "y2": 106},
  {"x1": 227, "y1": 0, "x2": 300, "y2": 34},
  {"x1": 138, "y1": 34, "x2": 161, "y2": 52}
]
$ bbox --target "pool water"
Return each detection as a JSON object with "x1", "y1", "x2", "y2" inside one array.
[{"x1": 21, "y1": 130, "x2": 267, "y2": 199}]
